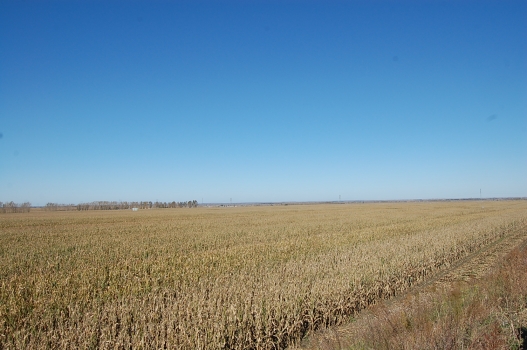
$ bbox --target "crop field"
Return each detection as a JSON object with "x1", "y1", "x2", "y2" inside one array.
[{"x1": 1, "y1": 200, "x2": 526, "y2": 349}]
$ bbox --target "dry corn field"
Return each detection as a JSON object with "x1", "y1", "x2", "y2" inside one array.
[{"x1": 1, "y1": 200, "x2": 526, "y2": 349}]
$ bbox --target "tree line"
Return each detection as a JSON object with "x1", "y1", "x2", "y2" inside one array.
[
  {"x1": 45, "y1": 200, "x2": 199, "y2": 211},
  {"x1": 1, "y1": 200, "x2": 199, "y2": 213},
  {"x1": 0, "y1": 201, "x2": 31, "y2": 213}
]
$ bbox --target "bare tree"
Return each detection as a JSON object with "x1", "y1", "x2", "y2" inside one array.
[{"x1": 21, "y1": 202, "x2": 31, "y2": 213}]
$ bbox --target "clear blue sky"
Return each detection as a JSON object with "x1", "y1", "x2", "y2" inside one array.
[{"x1": 1, "y1": 1, "x2": 526, "y2": 205}]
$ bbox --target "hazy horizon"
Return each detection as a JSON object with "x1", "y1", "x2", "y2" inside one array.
[{"x1": 4, "y1": 196, "x2": 527, "y2": 208}]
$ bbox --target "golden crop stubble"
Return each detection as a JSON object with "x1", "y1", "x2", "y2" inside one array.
[{"x1": 0, "y1": 201, "x2": 526, "y2": 349}]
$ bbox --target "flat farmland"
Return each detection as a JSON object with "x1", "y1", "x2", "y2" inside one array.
[{"x1": 1, "y1": 201, "x2": 526, "y2": 349}]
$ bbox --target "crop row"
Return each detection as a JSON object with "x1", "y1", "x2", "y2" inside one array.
[{"x1": 1, "y1": 201, "x2": 526, "y2": 349}]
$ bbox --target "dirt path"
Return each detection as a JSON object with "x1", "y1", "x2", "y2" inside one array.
[{"x1": 293, "y1": 223, "x2": 527, "y2": 350}]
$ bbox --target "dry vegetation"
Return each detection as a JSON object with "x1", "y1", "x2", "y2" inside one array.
[
  {"x1": 1, "y1": 201, "x2": 526, "y2": 349},
  {"x1": 299, "y1": 239, "x2": 527, "y2": 350}
]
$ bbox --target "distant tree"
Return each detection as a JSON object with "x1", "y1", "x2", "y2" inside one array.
[
  {"x1": 21, "y1": 202, "x2": 31, "y2": 213},
  {"x1": 65, "y1": 200, "x2": 200, "y2": 211},
  {"x1": 0, "y1": 201, "x2": 32, "y2": 213}
]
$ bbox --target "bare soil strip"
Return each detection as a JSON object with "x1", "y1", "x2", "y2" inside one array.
[{"x1": 294, "y1": 223, "x2": 527, "y2": 349}]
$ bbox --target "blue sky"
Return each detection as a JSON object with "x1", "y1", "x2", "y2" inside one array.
[{"x1": 1, "y1": 0, "x2": 526, "y2": 205}]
